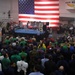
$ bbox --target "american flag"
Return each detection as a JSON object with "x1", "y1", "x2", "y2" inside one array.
[{"x1": 18, "y1": 0, "x2": 59, "y2": 27}]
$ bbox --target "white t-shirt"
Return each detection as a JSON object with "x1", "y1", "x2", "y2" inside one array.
[
  {"x1": 17, "y1": 60, "x2": 28, "y2": 73},
  {"x1": 0, "y1": 63, "x2": 2, "y2": 71}
]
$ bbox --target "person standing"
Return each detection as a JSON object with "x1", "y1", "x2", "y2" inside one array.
[
  {"x1": 1, "y1": 53, "x2": 11, "y2": 75},
  {"x1": 17, "y1": 56, "x2": 28, "y2": 75},
  {"x1": 29, "y1": 64, "x2": 44, "y2": 75},
  {"x1": 44, "y1": 55, "x2": 56, "y2": 75}
]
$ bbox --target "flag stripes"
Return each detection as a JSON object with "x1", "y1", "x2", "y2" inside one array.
[{"x1": 19, "y1": 0, "x2": 59, "y2": 27}]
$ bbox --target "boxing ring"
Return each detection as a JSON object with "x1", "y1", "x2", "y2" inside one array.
[{"x1": 14, "y1": 28, "x2": 44, "y2": 35}]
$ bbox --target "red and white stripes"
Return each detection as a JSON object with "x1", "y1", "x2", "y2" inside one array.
[{"x1": 19, "y1": 0, "x2": 59, "y2": 27}]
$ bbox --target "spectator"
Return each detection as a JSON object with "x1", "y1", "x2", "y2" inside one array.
[
  {"x1": 17, "y1": 56, "x2": 28, "y2": 75},
  {"x1": 41, "y1": 54, "x2": 49, "y2": 68},
  {"x1": 1, "y1": 52, "x2": 11, "y2": 75},
  {"x1": 54, "y1": 66, "x2": 67, "y2": 75},
  {"x1": 69, "y1": 54, "x2": 75, "y2": 75},
  {"x1": 19, "y1": 48, "x2": 27, "y2": 61},
  {"x1": 10, "y1": 50, "x2": 21, "y2": 64},
  {"x1": 44, "y1": 55, "x2": 56, "y2": 75},
  {"x1": 6, "y1": 62, "x2": 16, "y2": 75},
  {"x1": 56, "y1": 55, "x2": 69, "y2": 75},
  {"x1": 29, "y1": 64, "x2": 44, "y2": 75}
]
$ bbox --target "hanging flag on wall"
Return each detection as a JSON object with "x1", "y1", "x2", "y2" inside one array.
[{"x1": 18, "y1": 0, "x2": 59, "y2": 27}]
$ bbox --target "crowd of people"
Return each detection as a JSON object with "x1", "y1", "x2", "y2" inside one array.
[
  {"x1": 57, "y1": 23, "x2": 75, "y2": 35},
  {"x1": 0, "y1": 22, "x2": 75, "y2": 75}
]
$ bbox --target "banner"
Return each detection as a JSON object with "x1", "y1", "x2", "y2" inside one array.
[{"x1": 65, "y1": 0, "x2": 75, "y2": 9}]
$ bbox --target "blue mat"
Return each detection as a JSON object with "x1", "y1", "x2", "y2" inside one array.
[{"x1": 15, "y1": 29, "x2": 44, "y2": 35}]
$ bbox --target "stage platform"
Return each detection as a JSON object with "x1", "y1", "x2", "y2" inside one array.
[
  {"x1": 14, "y1": 29, "x2": 44, "y2": 35},
  {"x1": 14, "y1": 28, "x2": 47, "y2": 41}
]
